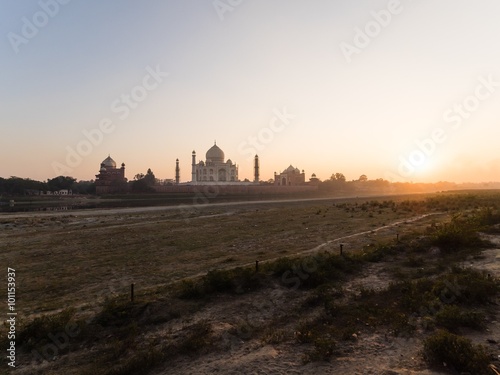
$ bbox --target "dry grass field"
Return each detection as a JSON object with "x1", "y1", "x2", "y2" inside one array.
[
  {"x1": 1, "y1": 192, "x2": 499, "y2": 374},
  {"x1": 0, "y1": 195, "x2": 436, "y2": 316}
]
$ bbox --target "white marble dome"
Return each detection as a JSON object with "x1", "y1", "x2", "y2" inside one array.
[{"x1": 206, "y1": 143, "x2": 225, "y2": 163}]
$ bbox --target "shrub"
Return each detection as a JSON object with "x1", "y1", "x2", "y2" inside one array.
[
  {"x1": 177, "y1": 321, "x2": 214, "y2": 355},
  {"x1": 17, "y1": 308, "x2": 76, "y2": 350},
  {"x1": 178, "y1": 279, "x2": 205, "y2": 300},
  {"x1": 204, "y1": 269, "x2": 233, "y2": 293},
  {"x1": 423, "y1": 330, "x2": 491, "y2": 374},
  {"x1": 430, "y1": 214, "x2": 484, "y2": 252},
  {"x1": 95, "y1": 299, "x2": 148, "y2": 328},
  {"x1": 363, "y1": 244, "x2": 398, "y2": 263},
  {"x1": 477, "y1": 207, "x2": 500, "y2": 227},
  {"x1": 434, "y1": 305, "x2": 486, "y2": 331},
  {"x1": 267, "y1": 257, "x2": 296, "y2": 277},
  {"x1": 204, "y1": 267, "x2": 261, "y2": 294},
  {"x1": 303, "y1": 336, "x2": 338, "y2": 363},
  {"x1": 261, "y1": 328, "x2": 288, "y2": 344},
  {"x1": 432, "y1": 267, "x2": 499, "y2": 306}
]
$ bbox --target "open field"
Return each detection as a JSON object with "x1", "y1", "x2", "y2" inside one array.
[
  {"x1": 1, "y1": 195, "x2": 442, "y2": 315},
  {"x1": 1, "y1": 192, "x2": 500, "y2": 374}
]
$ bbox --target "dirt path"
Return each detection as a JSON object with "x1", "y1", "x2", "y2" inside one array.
[{"x1": 0, "y1": 193, "x2": 423, "y2": 219}]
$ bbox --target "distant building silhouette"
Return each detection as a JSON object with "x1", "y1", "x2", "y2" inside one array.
[
  {"x1": 254, "y1": 154, "x2": 260, "y2": 183},
  {"x1": 274, "y1": 165, "x2": 305, "y2": 186},
  {"x1": 95, "y1": 155, "x2": 127, "y2": 194},
  {"x1": 189, "y1": 142, "x2": 241, "y2": 184},
  {"x1": 309, "y1": 173, "x2": 320, "y2": 185},
  {"x1": 175, "y1": 158, "x2": 180, "y2": 185}
]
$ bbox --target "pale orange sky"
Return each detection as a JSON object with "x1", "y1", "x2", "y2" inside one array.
[{"x1": 1, "y1": 1, "x2": 500, "y2": 183}]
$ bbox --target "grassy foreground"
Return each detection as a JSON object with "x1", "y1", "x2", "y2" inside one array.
[{"x1": 1, "y1": 192, "x2": 500, "y2": 374}]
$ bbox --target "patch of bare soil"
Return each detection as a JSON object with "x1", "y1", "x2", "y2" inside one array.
[{"x1": 149, "y1": 238, "x2": 500, "y2": 375}]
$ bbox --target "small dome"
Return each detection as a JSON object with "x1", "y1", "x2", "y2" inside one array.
[
  {"x1": 206, "y1": 143, "x2": 224, "y2": 163},
  {"x1": 227, "y1": 159, "x2": 232, "y2": 165},
  {"x1": 100, "y1": 166, "x2": 106, "y2": 172},
  {"x1": 102, "y1": 156, "x2": 116, "y2": 168}
]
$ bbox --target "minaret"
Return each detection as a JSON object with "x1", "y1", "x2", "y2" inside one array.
[
  {"x1": 254, "y1": 154, "x2": 259, "y2": 183},
  {"x1": 175, "y1": 159, "x2": 180, "y2": 184},
  {"x1": 191, "y1": 151, "x2": 196, "y2": 184},
  {"x1": 121, "y1": 163, "x2": 126, "y2": 180}
]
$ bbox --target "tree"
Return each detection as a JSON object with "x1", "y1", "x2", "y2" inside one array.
[
  {"x1": 359, "y1": 174, "x2": 368, "y2": 182},
  {"x1": 144, "y1": 168, "x2": 156, "y2": 186},
  {"x1": 0, "y1": 177, "x2": 47, "y2": 195},
  {"x1": 72, "y1": 180, "x2": 96, "y2": 194},
  {"x1": 131, "y1": 169, "x2": 156, "y2": 193},
  {"x1": 330, "y1": 173, "x2": 346, "y2": 182},
  {"x1": 47, "y1": 176, "x2": 76, "y2": 191}
]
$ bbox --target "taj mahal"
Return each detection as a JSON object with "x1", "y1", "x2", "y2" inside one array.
[
  {"x1": 95, "y1": 142, "x2": 318, "y2": 194},
  {"x1": 190, "y1": 142, "x2": 259, "y2": 185}
]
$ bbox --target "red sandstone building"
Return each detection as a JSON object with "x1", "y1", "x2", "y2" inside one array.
[
  {"x1": 274, "y1": 165, "x2": 306, "y2": 186},
  {"x1": 95, "y1": 155, "x2": 127, "y2": 194}
]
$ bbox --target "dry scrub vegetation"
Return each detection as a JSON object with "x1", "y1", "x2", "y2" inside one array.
[{"x1": 1, "y1": 192, "x2": 500, "y2": 374}]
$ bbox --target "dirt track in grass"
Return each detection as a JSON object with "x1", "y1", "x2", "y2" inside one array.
[
  {"x1": 6, "y1": 194, "x2": 500, "y2": 375},
  {"x1": 0, "y1": 196, "x2": 443, "y2": 318}
]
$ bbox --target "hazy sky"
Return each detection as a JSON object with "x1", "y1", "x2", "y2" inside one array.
[{"x1": 2, "y1": 0, "x2": 500, "y2": 183}]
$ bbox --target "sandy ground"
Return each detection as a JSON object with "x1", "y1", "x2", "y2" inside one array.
[
  {"x1": 3, "y1": 197, "x2": 498, "y2": 375},
  {"x1": 148, "y1": 233, "x2": 500, "y2": 375},
  {"x1": 146, "y1": 243, "x2": 499, "y2": 375}
]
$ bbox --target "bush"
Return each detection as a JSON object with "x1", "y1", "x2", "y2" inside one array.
[
  {"x1": 177, "y1": 321, "x2": 214, "y2": 355},
  {"x1": 477, "y1": 207, "x2": 500, "y2": 227},
  {"x1": 17, "y1": 308, "x2": 76, "y2": 350},
  {"x1": 179, "y1": 267, "x2": 262, "y2": 299},
  {"x1": 423, "y1": 330, "x2": 491, "y2": 374},
  {"x1": 204, "y1": 269, "x2": 233, "y2": 293},
  {"x1": 432, "y1": 267, "x2": 499, "y2": 306},
  {"x1": 95, "y1": 299, "x2": 148, "y2": 328},
  {"x1": 363, "y1": 244, "x2": 398, "y2": 263},
  {"x1": 434, "y1": 305, "x2": 485, "y2": 331},
  {"x1": 430, "y1": 215, "x2": 484, "y2": 252},
  {"x1": 267, "y1": 257, "x2": 296, "y2": 277},
  {"x1": 303, "y1": 336, "x2": 338, "y2": 363},
  {"x1": 204, "y1": 267, "x2": 261, "y2": 294},
  {"x1": 178, "y1": 279, "x2": 205, "y2": 299}
]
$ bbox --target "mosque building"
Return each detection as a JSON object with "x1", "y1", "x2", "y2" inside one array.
[
  {"x1": 274, "y1": 165, "x2": 306, "y2": 186},
  {"x1": 189, "y1": 142, "x2": 259, "y2": 185},
  {"x1": 95, "y1": 155, "x2": 127, "y2": 194},
  {"x1": 93, "y1": 144, "x2": 318, "y2": 194}
]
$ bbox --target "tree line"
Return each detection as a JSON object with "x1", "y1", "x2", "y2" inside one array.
[
  {"x1": 0, "y1": 170, "x2": 487, "y2": 197},
  {"x1": 0, "y1": 176, "x2": 95, "y2": 196}
]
